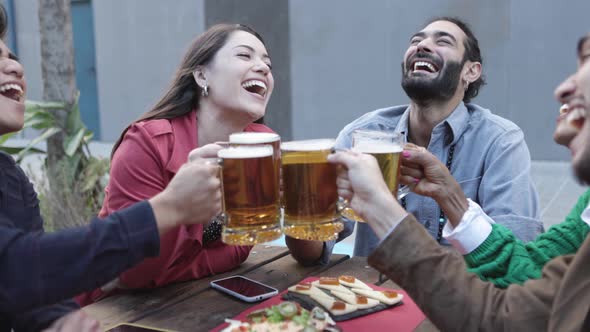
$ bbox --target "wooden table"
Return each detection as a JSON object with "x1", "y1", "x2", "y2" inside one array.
[{"x1": 84, "y1": 245, "x2": 438, "y2": 331}]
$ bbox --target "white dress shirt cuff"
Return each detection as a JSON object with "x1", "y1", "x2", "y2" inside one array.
[
  {"x1": 580, "y1": 203, "x2": 590, "y2": 227},
  {"x1": 443, "y1": 199, "x2": 494, "y2": 255}
]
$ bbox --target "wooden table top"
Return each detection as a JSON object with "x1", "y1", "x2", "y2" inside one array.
[{"x1": 83, "y1": 245, "x2": 438, "y2": 332}]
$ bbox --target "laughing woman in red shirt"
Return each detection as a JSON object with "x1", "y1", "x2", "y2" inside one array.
[{"x1": 77, "y1": 24, "x2": 324, "y2": 305}]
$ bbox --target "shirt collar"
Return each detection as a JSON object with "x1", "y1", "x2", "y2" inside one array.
[
  {"x1": 165, "y1": 112, "x2": 198, "y2": 174},
  {"x1": 394, "y1": 106, "x2": 411, "y2": 141},
  {"x1": 444, "y1": 102, "x2": 470, "y2": 145},
  {"x1": 580, "y1": 203, "x2": 590, "y2": 227},
  {"x1": 395, "y1": 102, "x2": 470, "y2": 146}
]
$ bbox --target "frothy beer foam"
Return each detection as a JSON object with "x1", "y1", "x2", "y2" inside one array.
[
  {"x1": 281, "y1": 139, "x2": 335, "y2": 152},
  {"x1": 218, "y1": 146, "x2": 273, "y2": 159},
  {"x1": 229, "y1": 132, "x2": 280, "y2": 144},
  {"x1": 353, "y1": 141, "x2": 403, "y2": 154}
]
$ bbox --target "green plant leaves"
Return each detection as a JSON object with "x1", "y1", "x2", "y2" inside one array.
[
  {"x1": 66, "y1": 92, "x2": 84, "y2": 134},
  {"x1": 24, "y1": 110, "x2": 56, "y2": 130},
  {"x1": 62, "y1": 153, "x2": 82, "y2": 188},
  {"x1": 64, "y1": 127, "x2": 86, "y2": 157},
  {"x1": 0, "y1": 132, "x2": 16, "y2": 145},
  {"x1": 24, "y1": 100, "x2": 65, "y2": 111},
  {"x1": 63, "y1": 92, "x2": 90, "y2": 156},
  {"x1": 81, "y1": 157, "x2": 110, "y2": 193},
  {"x1": 0, "y1": 146, "x2": 45, "y2": 155},
  {"x1": 3, "y1": 93, "x2": 110, "y2": 227},
  {"x1": 16, "y1": 127, "x2": 61, "y2": 162},
  {"x1": 83, "y1": 131, "x2": 94, "y2": 143}
]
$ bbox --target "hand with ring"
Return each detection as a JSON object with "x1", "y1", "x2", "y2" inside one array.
[{"x1": 400, "y1": 144, "x2": 468, "y2": 227}]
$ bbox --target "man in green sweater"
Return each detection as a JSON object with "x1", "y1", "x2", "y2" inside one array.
[{"x1": 397, "y1": 33, "x2": 590, "y2": 288}]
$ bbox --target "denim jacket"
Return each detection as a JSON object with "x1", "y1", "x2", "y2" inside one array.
[{"x1": 335, "y1": 102, "x2": 543, "y2": 256}]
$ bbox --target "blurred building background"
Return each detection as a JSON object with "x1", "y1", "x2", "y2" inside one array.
[
  {"x1": 5, "y1": 0, "x2": 590, "y2": 161},
  {"x1": 3, "y1": 0, "x2": 589, "y2": 254}
]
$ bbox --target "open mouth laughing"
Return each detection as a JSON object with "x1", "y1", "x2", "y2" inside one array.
[
  {"x1": 407, "y1": 52, "x2": 441, "y2": 76},
  {"x1": 412, "y1": 60, "x2": 439, "y2": 74},
  {"x1": 0, "y1": 82, "x2": 24, "y2": 102},
  {"x1": 566, "y1": 104, "x2": 587, "y2": 131},
  {"x1": 565, "y1": 101, "x2": 589, "y2": 158},
  {"x1": 241, "y1": 79, "x2": 267, "y2": 98}
]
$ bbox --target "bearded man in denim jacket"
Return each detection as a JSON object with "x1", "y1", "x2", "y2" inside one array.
[{"x1": 335, "y1": 17, "x2": 543, "y2": 256}]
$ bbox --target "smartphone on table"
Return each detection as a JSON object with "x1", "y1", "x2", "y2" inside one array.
[{"x1": 210, "y1": 275, "x2": 279, "y2": 302}]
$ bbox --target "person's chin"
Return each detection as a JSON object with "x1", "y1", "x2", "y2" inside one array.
[
  {"x1": 242, "y1": 105, "x2": 266, "y2": 121},
  {"x1": 0, "y1": 121, "x2": 24, "y2": 135},
  {"x1": 570, "y1": 136, "x2": 590, "y2": 183},
  {"x1": 553, "y1": 127, "x2": 578, "y2": 146},
  {"x1": 573, "y1": 157, "x2": 590, "y2": 184}
]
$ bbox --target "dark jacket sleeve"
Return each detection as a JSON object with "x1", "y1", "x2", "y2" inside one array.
[
  {"x1": 368, "y1": 215, "x2": 564, "y2": 331},
  {"x1": 5, "y1": 161, "x2": 79, "y2": 331},
  {"x1": 11, "y1": 299, "x2": 78, "y2": 332},
  {"x1": 0, "y1": 201, "x2": 160, "y2": 314}
]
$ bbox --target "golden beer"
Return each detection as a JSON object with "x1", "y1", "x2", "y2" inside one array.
[
  {"x1": 281, "y1": 139, "x2": 343, "y2": 241},
  {"x1": 355, "y1": 143, "x2": 402, "y2": 193},
  {"x1": 342, "y1": 130, "x2": 404, "y2": 222},
  {"x1": 218, "y1": 145, "x2": 281, "y2": 245},
  {"x1": 229, "y1": 132, "x2": 281, "y2": 205}
]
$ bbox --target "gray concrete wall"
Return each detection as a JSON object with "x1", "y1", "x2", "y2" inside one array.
[
  {"x1": 12, "y1": 0, "x2": 42, "y2": 101},
  {"x1": 508, "y1": 0, "x2": 590, "y2": 160},
  {"x1": 93, "y1": 0, "x2": 205, "y2": 141},
  {"x1": 11, "y1": 0, "x2": 43, "y2": 139},
  {"x1": 289, "y1": 0, "x2": 589, "y2": 160},
  {"x1": 205, "y1": 0, "x2": 293, "y2": 140},
  {"x1": 10, "y1": 0, "x2": 590, "y2": 160}
]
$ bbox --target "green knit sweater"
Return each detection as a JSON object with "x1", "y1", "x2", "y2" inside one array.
[{"x1": 465, "y1": 188, "x2": 590, "y2": 288}]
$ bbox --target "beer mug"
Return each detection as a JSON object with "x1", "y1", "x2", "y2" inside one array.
[
  {"x1": 229, "y1": 132, "x2": 282, "y2": 205},
  {"x1": 281, "y1": 139, "x2": 343, "y2": 241},
  {"x1": 341, "y1": 130, "x2": 404, "y2": 222},
  {"x1": 229, "y1": 132, "x2": 281, "y2": 160},
  {"x1": 217, "y1": 145, "x2": 282, "y2": 245}
]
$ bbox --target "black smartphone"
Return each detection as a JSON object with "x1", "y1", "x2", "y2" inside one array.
[
  {"x1": 105, "y1": 323, "x2": 173, "y2": 332},
  {"x1": 210, "y1": 275, "x2": 279, "y2": 302}
]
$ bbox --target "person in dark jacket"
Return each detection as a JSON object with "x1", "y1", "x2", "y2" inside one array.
[{"x1": 0, "y1": 5, "x2": 223, "y2": 331}]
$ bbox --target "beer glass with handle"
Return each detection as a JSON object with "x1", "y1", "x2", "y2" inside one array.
[
  {"x1": 218, "y1": 145, "x2": 282, "y2": 245},
  {"x1": 341, "y1": 130, "x2": 405, "y2": 222},
  {"x1": 229, "y1": 132, "x2": 282, "y2": 206},
  {"x1": 281, "y1": 139, "x2": 344, "y2": 241},
  {"x1": 229, "y1": 132, "x2": 281, "y2": 164}
]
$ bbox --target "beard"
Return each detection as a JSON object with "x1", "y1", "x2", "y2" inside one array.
[
  {"x1": 573, "y1": 156, "x2": 590, "y2": 186},
  {"x1": 572, "y1": 123, "x2": 590, "y2": 185},
  {"x1": 401, "y1": 54, "x2": 464, "y2": 103}
]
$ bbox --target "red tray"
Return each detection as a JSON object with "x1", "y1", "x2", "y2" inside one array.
[{"x1": 211, "y1": 276, "x2": 426, "y2": 331}]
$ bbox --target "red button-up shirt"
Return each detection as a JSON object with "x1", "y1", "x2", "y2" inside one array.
[{"x1": 77, "y1": 112, "x2": 274, "y2": 305}]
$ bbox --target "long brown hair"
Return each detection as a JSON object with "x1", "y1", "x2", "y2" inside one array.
[
  {"x1": 111, "y1": 23, "x2": 266, "y2": 157},
  {"x1": 0, "y1": 4, "x2": 7, "y2": 39}
]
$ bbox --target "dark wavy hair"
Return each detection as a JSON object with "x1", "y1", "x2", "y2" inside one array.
[
  {"x1": 425, "y1": 17, "x2": 486, "y2": 103},
  {"x1": 0, "y1": 4, "x2": 7, "y2": 39},
  {"x1": 577, "y1": 33, "x2": 590, "y2": 57},
  {"x1": 111, "y1": 23, "x2": 266, "y2": 157}
]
